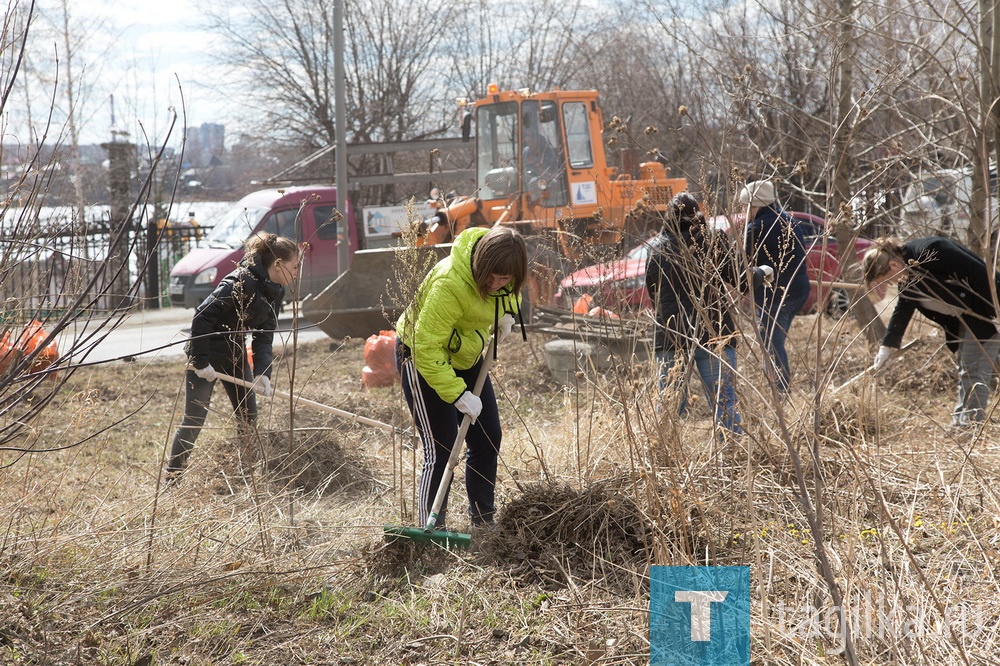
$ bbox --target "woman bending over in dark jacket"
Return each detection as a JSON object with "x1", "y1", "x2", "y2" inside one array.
[
  {"x1": 166, "y1": 232, "x2": 300, "y2": 481},
  {"x1": 863, "y1": 236, "x2": 1000, "y2": 427}
]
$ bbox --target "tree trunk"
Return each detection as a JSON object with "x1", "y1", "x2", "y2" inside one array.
[
  {"x1": 831, "y1": 0, "x2": 885, "y2": 346},
  {"x1": 986, "y1": 0, "x2": 1000, "y2": 261},
  {"x1": 971, "y1": 0, "x2": 993, "y2": 256}
]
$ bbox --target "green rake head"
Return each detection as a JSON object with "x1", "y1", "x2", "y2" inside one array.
[{"x1": 383, "y1": 524, "x2": 472, "y2": 549}]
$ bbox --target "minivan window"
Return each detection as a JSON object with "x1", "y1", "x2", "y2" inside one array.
[
  {"x1": 205, "y1": 205, "x2": 270, "y2": 249},
  {"x1": 314, "y1": 205, "x2": 340, "y2": 240},
  {"x1": 260, "y1": 208, "x2": 300, "y2": 240},
  {"x1": 795, "y1": 218, "x2": 822, "y2": 238},
  {"x1": 919, "y1": 176, "x2": 952, "y2": 205}
]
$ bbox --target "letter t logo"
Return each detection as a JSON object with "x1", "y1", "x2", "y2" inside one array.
[{"x1": 674, "y1": 590, "x2": 729, "y2": 641}]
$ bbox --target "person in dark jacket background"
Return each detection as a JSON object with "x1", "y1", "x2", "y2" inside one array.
[
  {"x1": 645, "y1": 192, "x2": 766, "y2": 435},
  {"x1": 862, "y1": 236, "x2": 1000, "y2": 426},
  {"x1": 166, "y1": 232, "x2": 300, "y2": 480},
  {"x1": 737, "y1": 180, "x2": 810, "y2": 395}
]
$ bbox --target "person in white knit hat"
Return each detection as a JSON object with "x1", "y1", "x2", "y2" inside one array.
[{"x1": 737, "y1": 179, "x2": 810, "y2": 395}]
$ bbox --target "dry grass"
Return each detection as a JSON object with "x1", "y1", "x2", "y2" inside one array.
[{"x1": 2, "y1": 305, "x2": 1000, "y2": 664}]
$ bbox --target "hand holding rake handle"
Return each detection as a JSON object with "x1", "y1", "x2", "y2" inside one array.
[{"x1": 829, "y1": 339, "x2": 918, "y2": 395}]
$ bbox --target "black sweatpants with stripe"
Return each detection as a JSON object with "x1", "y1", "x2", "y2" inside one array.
[{"x1": 398, "y1": 347, "x2": 501, "y2": 528}]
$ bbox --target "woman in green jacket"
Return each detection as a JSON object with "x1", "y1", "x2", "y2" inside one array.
[{"x1": 395, "y1": 226, "x2": 527, "y2": 528}]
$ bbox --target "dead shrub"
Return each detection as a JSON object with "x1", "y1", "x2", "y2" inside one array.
[{"x1": 477, "y1": 481, "x2": 651, "y2": 592}]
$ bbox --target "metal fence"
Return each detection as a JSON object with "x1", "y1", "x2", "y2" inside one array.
[
  {"x1": 137, "y1": 223, "x2": 209, "y2": 308},
  {"x1": 0, "y1": 223, "x2": 210, "y2": 322}
]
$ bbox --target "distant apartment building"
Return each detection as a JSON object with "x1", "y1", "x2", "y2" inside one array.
[
  {"x1": 182, "y1": 123, "x2": 226, "y2": 168},
  {"x1": 199, "y1": 123, "x2": 225, "y2": 166}
]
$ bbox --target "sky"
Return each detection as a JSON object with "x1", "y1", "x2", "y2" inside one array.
[{"x1": 38, "y1": 0, "x2": 233, "y2": 148}]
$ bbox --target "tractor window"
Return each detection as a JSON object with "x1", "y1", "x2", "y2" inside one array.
[
  {"x1": 476, "y1": 101, "x2": 519, "y2": 199},
  {"x1": 563, "y1": 102, "x2": 593, "y2": 169},
  {"x1": 521, "y1": 100, "x2": 568, "y2": 207}
]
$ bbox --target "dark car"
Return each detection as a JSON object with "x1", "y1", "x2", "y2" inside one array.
[{"x1": 556, "y1": 212, "x2": 880, "y2": 317}]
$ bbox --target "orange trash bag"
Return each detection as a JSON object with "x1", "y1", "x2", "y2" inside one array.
[
  {"x1": 19, "y1": 320, "x2": 59, "y2": 372},
  {"x1": 0, "y1": 320, "x2": 59, "y2": 376},
  {"x1": 0, "y1": 332, "x2": 14, "y2": 375},
  {"x1": 361, "y1": 330, "x2": 399, "y2": 389}
]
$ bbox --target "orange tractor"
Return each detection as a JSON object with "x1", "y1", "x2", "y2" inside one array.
[{"x1": 302, "y1": 85, "x2": 686, "y2": 339}]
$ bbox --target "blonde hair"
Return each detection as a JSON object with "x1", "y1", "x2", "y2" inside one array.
[
  {"x1": 243, "y1": 232, "x2": 299, "y2": 269},
  {"x1": 861, "y1": 237, "x2": 905, "y2": 284},
  {"x1": 472, "y1": 226, "x2": 528, "y2": 299}
]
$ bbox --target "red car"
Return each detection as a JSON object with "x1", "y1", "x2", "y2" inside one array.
[{"x1": 556, "y1": 212, "x2": 880, "y2": 317}]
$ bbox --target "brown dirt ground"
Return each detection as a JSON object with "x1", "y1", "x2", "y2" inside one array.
[{"x1": 2, "y1": 303, "x2": 1000, "y2": 664}]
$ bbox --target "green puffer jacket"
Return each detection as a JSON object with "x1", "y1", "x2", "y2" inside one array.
[{"x1": 396, "y1": 227, "x2": 521, "y2": 403}]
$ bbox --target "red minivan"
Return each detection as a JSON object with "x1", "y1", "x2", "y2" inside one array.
[{"x1": 168, "y1": 186, "x2": 357, "y2": 308}]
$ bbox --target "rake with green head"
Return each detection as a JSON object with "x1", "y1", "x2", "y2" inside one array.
[{"x1": 383, "y1": 337, "x2": 496, "y2": 549}]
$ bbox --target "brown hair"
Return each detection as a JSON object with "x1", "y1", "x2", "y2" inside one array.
[
  {"x1": 243, "y1": 232, "x2": 299, "y2": 269},
  {"x1": 861, "y1": 237, "x2": 906, "y2": 284},
  {"x1": 472, "y1": 226, "x2": 528, "y2": 299}
]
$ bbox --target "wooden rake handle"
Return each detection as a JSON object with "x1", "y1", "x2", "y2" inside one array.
[{"x1": 215, "y1": 372, "x2": 400, "y2": 434}]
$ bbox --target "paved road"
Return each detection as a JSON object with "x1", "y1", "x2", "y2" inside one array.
[{"x1": 54, "y1": 306, "x2": 331, "y2": 366}]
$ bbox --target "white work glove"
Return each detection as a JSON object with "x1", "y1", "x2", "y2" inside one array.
[
  {"x1": 454, "y1": 390, "x2": 483, "y2": 423},
  {"x1": 194, "y1": 363, "x2": 218, "y2": 382},
  {"x1": 872, "y1": 345, "x2": 894, "y2": 372},
  {"x1": 251, "y1": 375, "x2": 272, "y2": 397},
  {"x1": 496, "y1": 313, "x2": 516, "y2": 343},
  {"x1": 757, "y1": 265, "x2": 774, "y2": 284}
]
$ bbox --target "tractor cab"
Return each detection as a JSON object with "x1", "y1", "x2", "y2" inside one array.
[
  {"x1": 471, "y1": 86, "x2": 604, "y2": 224},
  {"x1": 476, "y1": 96, "x2": 569, "y2": 208},
  {"x1": 302, "y1": 86, "x2": 686, "y2": 340}
]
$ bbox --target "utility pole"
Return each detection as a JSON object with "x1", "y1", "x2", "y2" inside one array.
[{"x1": 334, "y1": 0, "x2": 350, "y2": 276}]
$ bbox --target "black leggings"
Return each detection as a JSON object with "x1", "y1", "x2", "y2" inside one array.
[
  {"x1": 397, "y1": 345, "x2": 501, "y2": 527},
  {"x1": 167, "y1": 360, "x2": 257, "y2": 473}
]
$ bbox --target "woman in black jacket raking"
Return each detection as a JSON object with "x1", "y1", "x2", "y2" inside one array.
[
  {"x1": 166, "y1": 232, "x2": 300, "y2": 481},
  {"x1": 862, "y1": 236, "x2": 1000, "y2": 426}
]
